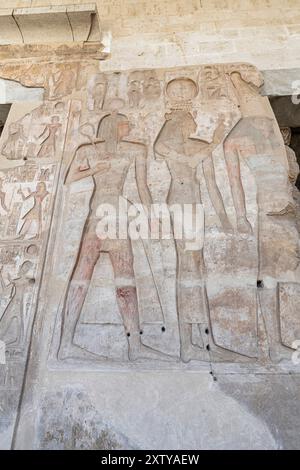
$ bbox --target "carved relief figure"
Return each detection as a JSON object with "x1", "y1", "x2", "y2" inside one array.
[
  {"x1": 127, "y1": 71, "x2": 143, "y2": 108},
  {"x1": 87, "y1": 73, "x2": 107, "y2": 111},
  {"x1": 48, "y1": 64, "x2": 76, "y2": 100},
  {"x1": 154, "y1": 77, "x2": 246, "y2": 362},
  {"x1": 143, "y1": 70, "x2": 161, "y2": 100},
  {"x1": 17, "y1": 182, "x2": 49, "y2": 240},
  {"x1": 0, "y1": 261, "x2": 34, "y2": 350},
  {"x1": 224, "y1": 66, "x2": 296, "y2": 361},
  {"x1": 37, "y1": 116, "x2": 62, "y2": 159},
  {"x1": 59, "y1": 107, "x2": 170, "y2": 361},
  {"x1": 0, "y1": 178, "x2": 8, "y2": 213},
  {"x1": 202, "y1": 65, "x2": 228, "y2": 99},
  {"x1": 1, "y1": 122, "x2": 25, "y2": 160}
]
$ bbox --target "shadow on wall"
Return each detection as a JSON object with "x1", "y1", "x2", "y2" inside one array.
[
  {"x1": 0, "y1": 104, "x2": 11, "y2": 137},
  {"x1": 270, "y1": 95, "x2": 300, "y2": 190}
]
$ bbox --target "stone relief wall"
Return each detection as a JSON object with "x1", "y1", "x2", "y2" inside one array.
[{"x1": 0, "y1": 61, "x2": 299, "y2": 448}]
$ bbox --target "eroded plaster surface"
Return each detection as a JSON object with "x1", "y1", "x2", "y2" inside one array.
[{"x1": 0, "y1": 57, "x2": 299, "y2": 449}]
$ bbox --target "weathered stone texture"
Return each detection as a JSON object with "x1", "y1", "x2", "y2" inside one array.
[
  {"x1": 0, "y1": 0, "x2": 300, "y2": 452},
  {"x1": 0, "y1": 57, "x2": 299, "y2": 449},
  {"x1": 1, "y1": 1, "x2": 300, "y2": 70}
]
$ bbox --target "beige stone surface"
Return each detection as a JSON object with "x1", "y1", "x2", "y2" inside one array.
[
  {"x1": 0, "y1": 3, "x2": 101, "y2": 46},
  {"x1": 14, "y1": 6, "x2": 74, "y2": 44},
  {"x1": 0, "y1": 0, "x2": 300, "y2": 452},
  {"x1": 1, "y1": 1, "x2": 300, "y2": 69},
  {"x1": 0, "y1": 58, "x2": 299, "y2": 449},
  {"x1": 0, "y1": 9, "x2": 23, "y2": 46}
]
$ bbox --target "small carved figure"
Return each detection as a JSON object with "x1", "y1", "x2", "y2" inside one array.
[
  {"x1": 127, "y1": 71, "x2": 143, "y2": 108},
  {"x1": 87, "y1": 73, "x2": 107, "y2": 111},
  {"x1": 0, "y1": 261, "x2": 34, "y2": 350},
  {"x1": 0, "y1": 178, "x2": 8, "y2": 213},
  {"x1": 1, "y1": 122, "x2": 25, "y2": 160},
  {"x1": 37, "y1": 116, "x2": 61, "y2": 159},
  {"x1": 17, "y1": 182, "x2": 49, "y2": 240},
  {"x1": 48, "y1": 64, "x2": 76, "y2": 100},
  {"x1": 143, "y1": 70, "x2": 161, "y2": 100}
]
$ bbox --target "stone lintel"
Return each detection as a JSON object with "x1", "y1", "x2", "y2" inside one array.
[{"x1": 0, "y1": 3, "x2": 104, "y2": 47}]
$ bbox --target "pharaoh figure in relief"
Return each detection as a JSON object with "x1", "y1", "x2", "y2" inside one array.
[{"x1": 59, "y1": 99, "x2": 171, "y2": 362}]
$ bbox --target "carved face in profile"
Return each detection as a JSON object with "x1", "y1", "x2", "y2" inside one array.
[
  {"x1": 166, "y1": 78, "x2": 198, "y2": 103},
  {"x1": 98, "y1": 113, "x2": 131, "y2": 151}
]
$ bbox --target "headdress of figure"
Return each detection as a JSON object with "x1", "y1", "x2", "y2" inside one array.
[
  {"x1": 166, "y1": 77, "x2": 198, "y2": 111},
  {"x1": 97, "y1": 108, "x2": 129, "y2": 154},
  {"x1": 228, "y1": 64, "x2": 264, "y2": 89}
]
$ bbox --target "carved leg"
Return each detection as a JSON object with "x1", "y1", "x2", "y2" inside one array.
[
  {"x1": 17, "y1": 220, "x2": 31, "y2": 239},
  {"x1": 223, "y1": 140, "x2": 252, "y2": 234},
  {"x1": 202, "y1": 156, "x2": 233, "y2": 233},
  {"x1": 110, "y1": 240, "x2": 172, "y2": 361},
  {"x1": 258, "y1": 286, "x2": 293, "y2": 362},
  {"x1": 176, "y1": 244, "x2": 209, "y2": 363},
  {"x1": 58, "y1": 228, "x2": 106, "y2": 361}
]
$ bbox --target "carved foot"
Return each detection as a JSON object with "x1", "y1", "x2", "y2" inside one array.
[
  {"x1": 58, "y1": 344, "x2": 108, "y2": 362},
  {"x1": 180, "y1": 345, "x2": 209, "y2": 363},
  {"x1": 129, "y1": 343, "x2": 174, "y2": 362},
  {"x1": 267, "y1": 203, "x2": 295, "y2": 217},
  {"x1": 209, "y1": 346, "x2": 254, "y2": 363},
  {"x1": 237, "y1": 216, "x2": 252, "y2": 235}
]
